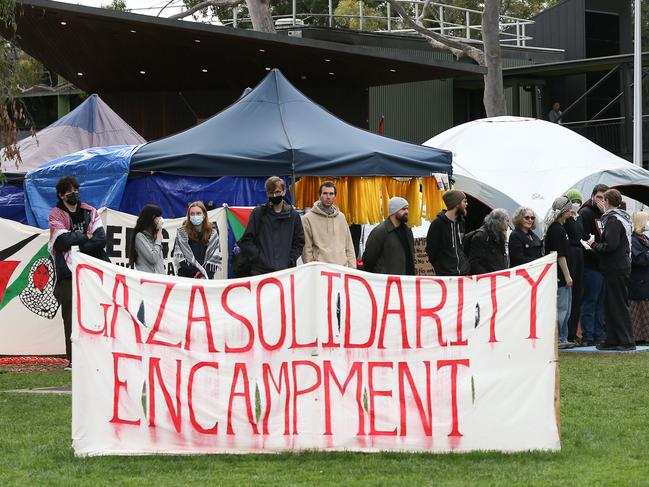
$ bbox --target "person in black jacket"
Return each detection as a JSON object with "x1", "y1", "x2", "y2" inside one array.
[
  {"x1": 426, "y1": 190, "x2": 471, "y2": 276},
  {"x1": 239, "y1": 176, "x2": 304, "y2": 276},
  {"x1": 629, "y1": 211, "x2": 649, "y2": 343},
  {"x1": 586, "y1": 189, "x2": 635, "y2": 351},
  {"x1": 48, "y1": 176, "x2": 110, "y2": 369},
  {"x1": 563, "y1": 189, "x2": 585, "y2": 345},
  {"x1": 508, "y1": 207, "x2": 542, "y2": 267},
  {"x1": 578, "y1": 184, "x2": 608, "y2": 345},
  {"x1": 467, "y1": 208, "x2": 510, "y2": 274}
]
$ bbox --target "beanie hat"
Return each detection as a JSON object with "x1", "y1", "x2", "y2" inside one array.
[
  {"x1": 442, "y1": 190, "x2": 466, "y2": 209},
  {"x1": 388, "y1": 196, "x2": 408, "y2": 216},
  {"x1": 564, "y1": 188, "x2": 583, "y2": 203},
  {"x1": 552, "y1": 195, "x2": 572, "y2": 214}
]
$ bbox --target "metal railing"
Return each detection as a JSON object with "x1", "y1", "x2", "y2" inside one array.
[
  {"x1": 223, "y1": 1, "x2": 534, "y2": 47},
  {"x1": 561, "y1": 115, "x2": 649, "y2": 158}
]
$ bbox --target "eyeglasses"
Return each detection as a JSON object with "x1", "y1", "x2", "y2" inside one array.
[{"x1": 523, "y1": 215, "x2": 536, "y2": 221}]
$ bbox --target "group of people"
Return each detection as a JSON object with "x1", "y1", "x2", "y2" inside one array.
[{"x1": 49, "y1": 175, "x2": 648, "y2": 369}]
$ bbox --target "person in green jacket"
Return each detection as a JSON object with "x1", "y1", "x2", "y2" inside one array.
[{"x1": 362, "y1": 197, "x2": 415, "y2": 275}]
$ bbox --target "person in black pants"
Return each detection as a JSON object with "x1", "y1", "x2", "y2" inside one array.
[
  {"x1": 563, "y1": 189, "x2": 585, "y2": 345},
  {"x1": 508, "y1": 207, "x2": 542, "y2": 267},
  {"x1": 586, "y1": 189, "x2": 635, "y2": 351}
]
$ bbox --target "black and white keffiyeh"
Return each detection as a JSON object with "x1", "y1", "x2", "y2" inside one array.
[{"x1": 173, "y1": 227, "x2": 222, "y2": 278}]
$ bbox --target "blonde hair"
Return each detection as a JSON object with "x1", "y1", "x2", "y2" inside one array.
[
  {"x1": 512, "y1": 207, "x2": 538, "y2": 230},
  {"x1": 632, "y1": 211, "x2": 649, "y2": 235}
]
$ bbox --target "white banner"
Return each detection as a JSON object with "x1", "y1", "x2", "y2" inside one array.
[
  {"x1": 72, "y1": 252, "x2": 560, "y2": 455},
  {"x1": 0, "y1": 208, "x2": 227, "y2": 355}
]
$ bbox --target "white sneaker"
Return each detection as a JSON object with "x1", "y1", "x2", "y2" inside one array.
[{"x1": 64, "y1": 364, "x2": 72, "y2": 371}]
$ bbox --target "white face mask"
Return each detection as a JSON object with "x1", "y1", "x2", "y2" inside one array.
[
  {"x1": 571, "y1": 203, "x2": 580, "y2": 213},
  {"x1": 155, "y1": 217, "x2": 165, "y2": 230}
]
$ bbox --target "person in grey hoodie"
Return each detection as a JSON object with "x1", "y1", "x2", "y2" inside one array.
[
  {"x1": 586, "y1": 189, "x2": 635, "y2": 351},
  {"x1": 129, "y1": 204, "x2": 166, "y2": 275}
]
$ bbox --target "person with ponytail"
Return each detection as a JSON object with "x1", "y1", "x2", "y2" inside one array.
[
  {"x1": 173, "y1": 201, "x2": 222, "y2": 279},
  {"x1": 129, "y1": 204, "x2": 165, "y2": 275}
]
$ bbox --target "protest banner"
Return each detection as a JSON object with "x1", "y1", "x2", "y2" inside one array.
[
  {"x1": 0, "y1": 208, "x2": 228, "y2": 355},
  {"x1": 71, "y1": 252, "x2": 560, "y2": 455}
]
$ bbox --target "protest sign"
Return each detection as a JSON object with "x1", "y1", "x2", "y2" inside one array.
[{"x1": 71, "y1": 252, "x2": 560, "y2": 455}]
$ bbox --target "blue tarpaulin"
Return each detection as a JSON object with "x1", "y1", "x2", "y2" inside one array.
[
  {"x1": 24, "y1": 145, "x2": 136, "y2": 228},
  {"x1": 131, "y1": 69, "x2": 452, "y2": 178},
  {"x1": 119, "y1": 174, "x2": 291, "y2": 218},
  {"x1": 0, "y1": 182, "x2": 27, "y2": 223}
]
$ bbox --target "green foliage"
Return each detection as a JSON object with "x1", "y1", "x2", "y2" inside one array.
[
  {"x1": 1, "y1": 353, "x2": 649, "y2": 485},
  {"x1": 102, "y1": 0, "x2": 127, "y2": 11},
  {"x1": 334, "y1": 0, "x2": 385, "y2": 31}
]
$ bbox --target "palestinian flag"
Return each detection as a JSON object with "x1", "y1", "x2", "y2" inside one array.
[
  {"x1": 0, "y1": 234, "x2": 59, "y2": 319},
  {"x1": 225, "y1": 206, "x2": 253, "y2": 241}
]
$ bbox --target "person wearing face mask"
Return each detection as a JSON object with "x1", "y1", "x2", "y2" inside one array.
[
  {"x1": 48, "y1": 175, "x2": 110, "y2": 370},
  {"x1": 238, "y1": 176, "x2": 304, "y2": 276},
  {"x1": 129, "y1": 204, "x2": 166, "y2": 275},
  {"x1": 362, "y1": 197, "x2": 415, "y2": 275},
  {"x1": 578, "y1": 184, "x2": 609, "y2": 346},
  {"x1": 627, "y1": 211, "x2": 649, "y2": 344},
  {"x1": 563, "y1": 188, "x2": 585, "y2": 345},
  {"x1": 173, "y1": 201, "x2": 222, "y2": 279}
]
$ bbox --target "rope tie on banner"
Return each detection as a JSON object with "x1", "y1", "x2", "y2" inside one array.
[{"x1": 0, "y1": 357, "x2": 68, "y2": 365}]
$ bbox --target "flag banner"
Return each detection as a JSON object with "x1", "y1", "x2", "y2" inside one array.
[
  {"x1": 0, "y1": 208, "x2": 228, "y2": 355},
  {"x1": 101, "y1": 207, "x2": 229, "y2": 278},
  {"x1": 72, "y1": 252, "x2": 560, "y2": 456},
  {"x1": 0, "y1": 218, "x2": 62, "y2": 355}
]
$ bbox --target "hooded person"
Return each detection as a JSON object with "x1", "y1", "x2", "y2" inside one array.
[
  {"x1": 362, "y1": 196, "x2": 415, "y2": 275},
  {"x1": 587, "y1": 189, "x2": 635, "y2": 350},
  {"x1": 425, "y1": 189, "x2": 471, "y2": 276},
  {"x1": 301, "y1": 181, "x2": 356, "y2": 267}
]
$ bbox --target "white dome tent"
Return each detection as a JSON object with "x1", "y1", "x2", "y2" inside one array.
[{"x1": 424, "y1": 116, "x2": 649, "y2": 233}]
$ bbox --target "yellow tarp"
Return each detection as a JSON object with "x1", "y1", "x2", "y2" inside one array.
[{"x1": 294, "y1": 176, "x2": 446, "y2": 226}]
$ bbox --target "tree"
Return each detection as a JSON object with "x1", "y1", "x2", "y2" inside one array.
[{"x1": 172, "y1": 0, "x2": 275, "y2": 33}]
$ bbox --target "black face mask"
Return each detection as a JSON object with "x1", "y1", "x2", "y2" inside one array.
[
  {"x1": 269, "y1": 195, "x2": 283, "y2": 205},
  {"x1": 64, "y1": 192, "x2": 79, "y2": 205}
]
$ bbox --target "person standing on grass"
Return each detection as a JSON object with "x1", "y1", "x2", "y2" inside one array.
[
  {"x1": 544, "y1": 196, "x2": 574, "y2": 349},
  {"x1": 629, "y1": 211, "x2": 649, "y2": 344},
  {"x1": 48, "y1": 176, "x2": 110, "y2": 370},
  {"x1": 426, "y1": 189, "x2": 471, "y2": 276},
  {"x1": 301, "y1": 181, "x2": 356, "y2": 268},
  {"x1": 586, "y1": 189, "x2": 635, "y2": 351},
  {"x1": 563, "y1": 188, "x2": 585, "y2": 345},
  {"x1": 579, "y1": 184, "x2": 608, "y2": 346}
]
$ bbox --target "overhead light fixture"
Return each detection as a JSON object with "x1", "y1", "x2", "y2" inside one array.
[
  {"x1": 130, "y1": 29, "x2": 136, "y2": 33},
  {"x1": 77, "y1": 72, "x2": 83, "y2": 76},
  {"x1": 300, "y1": 75, "x2": 307, "y2": 80},
  {"x1": 259, "y1": 49, "x2": 265, "y2": 53},
  {"x1": 389, "y1": 68, "x2": 396, "y2": 72},
  {"x1": 324, "y1": 58, "x2": 331, "y2": 62},
  {"x1": 201, "y1": 68, "x2": 208, "y2": 73},
  {"x1": 139, "y1": 70, "x2": 146, "y2": 75},
  {"x1": 328, "y1": 72, "x2": 335, "y2": 76},
  {"x1": 60, "y1": 21, "x2": 67, "y2": 26},
  {"x1": 265, "y1": 67, "x2": 271, "y2": 71},
  {"x1": 194, "y1": 39, "x2": 201, "y2": 43}
]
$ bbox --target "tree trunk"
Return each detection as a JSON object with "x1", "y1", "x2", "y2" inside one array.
[
  {"x1": 481, "y1": 0, "x2": 507, "y2": 117},
  {"x1": 246, "y1": 0, "x2": 275, "y2": 33}
]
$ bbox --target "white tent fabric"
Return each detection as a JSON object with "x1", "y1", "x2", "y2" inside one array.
[
  {"x1": 424, "y1": 116, "x2": 649, "y2": 229},
  {"x1": 1, "y1": 94, "x2": 145, "y2": 174}
]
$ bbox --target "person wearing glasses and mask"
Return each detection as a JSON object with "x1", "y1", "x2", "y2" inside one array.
[
  {"x1": 173, "y1": 201, "x2": 222, "y2": 279},
  {"x1": 508, "y1": 207, "x2": 542, "y2": 267},
  {"x1": 48, "y1": 175, "x2": 110, "y2": 370},
  {"x1": 239, "y1": 176, "x2": 304, "y2": 276}
]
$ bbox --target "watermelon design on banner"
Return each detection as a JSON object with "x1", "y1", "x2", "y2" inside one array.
[{"x1": 0, "y1": 235, "x2": 59, "y2": 319}]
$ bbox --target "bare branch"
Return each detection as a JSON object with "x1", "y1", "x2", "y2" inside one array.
[
  {"x1": 386, "y1": 0, "x2": 485, "y2": 65},
  {"x1": 416, "y1": 0, "x2": 432, "y2": 24},
  {"x1": 169, "y1": 0, "x2": 244, "y2": 20}
]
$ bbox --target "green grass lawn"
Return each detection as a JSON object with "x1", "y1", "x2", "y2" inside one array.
[{"x1": 1, "y1": 353, "x2": 648, "y2": 486}]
